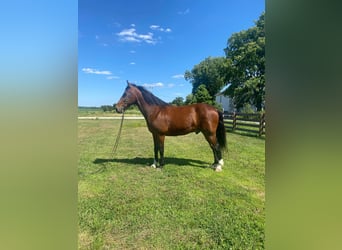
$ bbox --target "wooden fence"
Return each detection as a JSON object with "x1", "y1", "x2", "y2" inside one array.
[{"x1": 223, "y1": 112, "x2": 265, "y2": 136}]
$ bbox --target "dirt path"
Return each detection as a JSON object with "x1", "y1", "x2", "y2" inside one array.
[{"x1": 78, "y1": 116, "x2": 144, "y2": 120}]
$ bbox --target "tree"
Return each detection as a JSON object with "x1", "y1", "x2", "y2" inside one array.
[
  {"x1": 184, "y1": 57, "x2": 230, "y2": 101},
  {"x1": 170, "y1": 97, "x2": 184, "y2": 106},
  {"x1": 184, "y1": 93, "x2": 195, "y2": 105},
  {"x1": 193, "y1": 84, "x2": 213, "y2": 104},
  {"x1": 223, "y1": 12, "x2": 265, "y2": 111},
  {"x1": 101, "y1": 105, "x2": 114, "y2": 112}
]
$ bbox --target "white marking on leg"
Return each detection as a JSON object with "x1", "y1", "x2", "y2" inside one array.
[
  {"x1": 212, "y1": 160, "x2": 224, "y2": 172},
  {"x1": 150, "y1": 159, "x2": 157, "y2": 168}
]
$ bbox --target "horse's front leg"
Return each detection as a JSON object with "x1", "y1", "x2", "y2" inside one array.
[{"x1": 151, "y1": 133, "x2": 165, "y2": 168}]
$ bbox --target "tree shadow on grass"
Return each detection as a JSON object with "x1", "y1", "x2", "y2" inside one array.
[{"x1": 93, "y1": 157, "x2": 209, "y2": 169}]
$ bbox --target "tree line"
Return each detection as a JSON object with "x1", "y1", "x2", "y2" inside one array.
[{"x1": 100, "y1": 104, "x2": 139, "y2": 112}]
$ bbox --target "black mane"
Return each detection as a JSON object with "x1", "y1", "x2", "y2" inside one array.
[{"x1": 134, "y1": 84, "x2": 170, "y2": 107}]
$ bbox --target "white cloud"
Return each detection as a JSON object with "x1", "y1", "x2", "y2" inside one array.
[
  {"x1": 137, "y1": 32, "x2": 154, "y2": 41},
  {"x1": 82, "y1": 68, "x2": 112, "y2": 75},
  {"x1": 117, "y1": 28, "x2": 157, "y2": 44},
  {"x1": 150, "y1": 25, "x2": 172, "y2": 33},
  {"x1": 117, "y1": 28, "x2": 135, "y2": 37},
  {"x1": 117, "y1": 24, "x2": 171, "y2": 45},
  {"x1": 129, "y1": 50, "x2": 136, "y2": 53},
  {"x1": 172, "y1": 74, "x2": 184, "y2": 79},
  {"x1": 178, "y1": 8, "x2": 190, "y2": 15},
  {"x1": 150, "y1": 25, "x2": 160, "y2": 30},
  {"x1": 143, "y1": 82, "x2": 164, "y2": 88},
  {"x1": 168, "y1": 83, "x2": 175, "y2": 88},
  {"x1": 130, "y1": 62, "x2": 136, "y2": 65},
  {"x1": 123, "y1": 36, "x2": 140, "y2": 42}
]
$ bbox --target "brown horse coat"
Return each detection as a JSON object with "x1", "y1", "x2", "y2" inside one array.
[{"x1": 146, "y1": 103, "x2": 218, "y2": 136}]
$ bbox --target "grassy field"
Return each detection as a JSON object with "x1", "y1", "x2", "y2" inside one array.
[{"x1": 78, "y1": 119, "x2": 265, "y2": 249}]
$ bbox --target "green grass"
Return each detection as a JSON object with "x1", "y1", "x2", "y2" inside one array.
[{"x1": 78, "y1": 119, "x2": 265, "y2": 249}]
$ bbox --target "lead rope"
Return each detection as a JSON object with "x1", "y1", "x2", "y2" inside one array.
[
  {"x1": 111, "y1": 111, "x2": 125, "y2": 158},
  {"x1": 84, "y1": 112, "x2": 125, "y2": 176}
]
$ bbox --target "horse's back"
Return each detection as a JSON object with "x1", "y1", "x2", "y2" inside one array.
[
  {"x1": 165, "y1": 103, "x2": 217, "y2": 121},
  {"x1": 192, "y1": 103, "x2": 218, "y2": 115}
]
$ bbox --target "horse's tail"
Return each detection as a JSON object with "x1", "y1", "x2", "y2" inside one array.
[{"x1": 216, "y1": 111, "x2": 227, "y2": 150}]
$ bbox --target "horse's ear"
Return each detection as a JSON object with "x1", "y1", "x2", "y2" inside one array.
[{"x1": 127, "y1": 80, "x2": 131, "y2": 87}]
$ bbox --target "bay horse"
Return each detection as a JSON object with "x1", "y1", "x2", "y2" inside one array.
[{"x1": 115, "y1": 81, "x2": 227, "y2": 171}]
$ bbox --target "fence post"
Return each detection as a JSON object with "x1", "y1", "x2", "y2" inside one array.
[
  {"x1": 259, "y1": 113, "x2": 265, "y2": 136},
  {"x1": 232, "y1": 112, "x2": 237, "y2": 131}
]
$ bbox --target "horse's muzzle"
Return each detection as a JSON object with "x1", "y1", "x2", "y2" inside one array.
[
  {"x1": 116, "y1": 106, "x2": 124, "y2": 113},
  {"x1": 115, "y1": 105, "x2": 125, "y2": 113}
]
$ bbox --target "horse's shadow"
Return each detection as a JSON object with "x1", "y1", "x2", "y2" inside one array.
[{"x1": 93, "y1": 157, "x2": 209, "y2": 168}]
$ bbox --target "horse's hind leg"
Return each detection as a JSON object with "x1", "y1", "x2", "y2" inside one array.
[
  {"x1": 213, "y1": 143, "x2": 224, "y2": 171},
  {"x1": 151, "y1": 133, "x2": 159, "y2": 168},
  {"x1": 203, "y1": 133, "x2": 224, "y2": 172},
  {"x1": 159, "y1": 135, "x2": 165, "y2": 167}
]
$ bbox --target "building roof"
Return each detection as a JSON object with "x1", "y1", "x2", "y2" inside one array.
[{"x1": 215, "y1": 85, "x2": 230, "y2": 96}]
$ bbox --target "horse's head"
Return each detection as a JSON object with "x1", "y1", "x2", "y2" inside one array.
[{"x1": 116, "y1": 81, "x2": 138, "y2": 113}]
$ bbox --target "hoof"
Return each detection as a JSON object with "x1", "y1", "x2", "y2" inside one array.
[
  {"x1": 150, "y1": 160, "x2": 158, "y2": 168},
  {"x1": 211, "y1": 163, "x2": 223, "y2": 172},
  {"x1": 215, "y1": 164, "x2": 222, "y2": 172}
]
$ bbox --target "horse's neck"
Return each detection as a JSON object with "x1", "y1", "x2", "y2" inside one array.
[{"x1": 135, "y1": 92, "x2": 156, "y2": 119}]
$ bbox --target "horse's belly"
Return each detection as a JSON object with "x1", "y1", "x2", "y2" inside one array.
[
  {"x1": 164, "y1": 127, "x2": 195, "y2": 136},
  {"x1": 164, "y1": 121, "x2": 198, "y2": 136}
]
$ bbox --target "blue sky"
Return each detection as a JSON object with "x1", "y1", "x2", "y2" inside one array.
[{"x1": 78, "y1": 0, "x2": 264, "y2": 107}]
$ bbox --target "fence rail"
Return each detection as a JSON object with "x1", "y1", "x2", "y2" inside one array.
[{"x1": 223, "y1": 112, "x2": 265, "y2": 136}]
